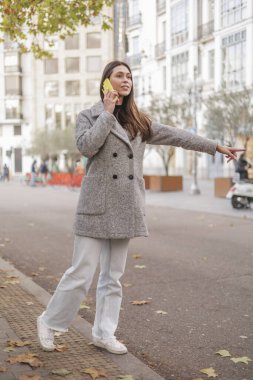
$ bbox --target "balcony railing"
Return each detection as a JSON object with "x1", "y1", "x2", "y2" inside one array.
[
  {"x1": 127, "y1": 12, "x2": 142, "y2": 29},
  {"x1": 155, "y1": 41, "x2": 166, "y2": 59},
  {"x1": 198, "y1": 20, "x2": 214, "y2": 40},
  {"x1": 126, "y1": 53, "x2": 142, "y2": 68},
  {"x1": 156, "y1": 0, "x2": 166, "y2": 14}
]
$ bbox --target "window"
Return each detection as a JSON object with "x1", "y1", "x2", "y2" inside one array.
[
  {"x1": 14, "y1": 148, "x2": 22, "y2": 173},
  {"x1": 133, "y1": 76, "x2": 140, "y2": 96},
  {"x1": 222, "y1": 30, "x2": 246, "y2": 88},
  {"x1": 132, "y1": 36, "x2": 139, "y2": 54},
  {"x1": 44, "y1": 59, "x2": 58, "y2": 74},
  {"x1": 171, "y1": 0, "x2": 189, "y2": 47},
  {"x1": 14, "y1": 125, "x2": 22, "y2": 135},
  {"x1": 65, "y1": 57, "x2": 80, "y2": 73},
  {"x1": 44, "y1": 81, "x2": 59, "y2": 97},
  {"x1": 86, "y1": 56, "x2": 102, "y2": 72},
  {"x1": 171, "y1": 51, "x2": 189, "y2": 91},
  {"x1": 221, "y1": 0, "x2": 247, "y2": 27},
  {"x1": 65, "y1": 104, "x2": 72, "y2": 127},
  {"x1": 87, "y1": 33, "x2": 101, "y2": 48},
  {"x1": 5, "y1": 99, "x2": 21, "y2": 119},
  {"x1": 5, "y1": 76, "x2": 22, "y2": 95},
  {"x1": 86, "y1": 79, "x2": 100, "y2": 95},
  {"x1": 45, "y1": 104, "x2": 53, "y2": 128},
  {"x1": 74, "y1": 104, "x2": 82, "y2": 116},
  {"x1": 163, "y1": 66, "x2": 166, "y2": 91},
  {"x1": 4, "y1": 52, "x2": 20, "y2": 72},
  {"x1": 208, "y1": 50, "x2": 215, "y2": 80},
  {"x1": 65, "y1": 34, "x2": 79, "y2": 49},
  {"x1": 55, "y1": 104, "x2": 62, "y2": 128},
  {"x1": 65, "y1": 80, "x2": 80, "y2": 96}
]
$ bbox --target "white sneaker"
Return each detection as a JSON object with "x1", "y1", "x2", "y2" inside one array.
[
  {"x1": 92, "y1": 336, "x2": 128, "y2": 355},
  {"x1": 37, "y1": 314, "x2": 55, "y2": 351}
]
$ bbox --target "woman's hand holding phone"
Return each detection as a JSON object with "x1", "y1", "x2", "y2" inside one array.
[
  {"x1": 102, "y1": 79, "x2": 119, "y2": 114},
  {"x1": 103, "y1": 89, "x2": 119, "y2": 114}
]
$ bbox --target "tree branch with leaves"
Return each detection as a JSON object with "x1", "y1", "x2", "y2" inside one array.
[{"x1": 0, "y1": 0, "x2": 114, "y2": 58}]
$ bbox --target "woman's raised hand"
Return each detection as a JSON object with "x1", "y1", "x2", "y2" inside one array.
[
  {"x1": 103, "y1": 90, "x2": 119, "y2": 114},
  {"x1": 216, "y1": 145, "x2": 246, "y2": 163}
]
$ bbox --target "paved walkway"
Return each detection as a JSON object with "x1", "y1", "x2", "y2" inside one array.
[
  {"x1": 0, "y1": 258, "x2": 163, "y2": 380},
  {"x1": 146, "y1": 178, "x2": 253, "y2": 220}
]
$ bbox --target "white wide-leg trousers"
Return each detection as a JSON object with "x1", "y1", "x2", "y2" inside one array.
[{"x1": 42, "y1": 235, "x2": 130, "y2": 339}]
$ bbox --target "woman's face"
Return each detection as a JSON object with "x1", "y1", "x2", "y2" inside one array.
[{"x1": 109, "y1": 65, "x2": 132, "y2": 98}]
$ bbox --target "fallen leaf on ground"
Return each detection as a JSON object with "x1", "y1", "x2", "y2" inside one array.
[
  {"x1": 0, "y1": 285, "x2": 7, "y2": 288},
  {"x1": 80, "y1": 303, "x2": 90, "y2": 310},
  {"x1": 0, "y1": 367, "x2": 7, "y2": 372},
  {"x1": 4, "y1": 279, "x2": 20, "y2": 285},
  {"x1": 25, "y1": 302, "x2": 34, "y2": 306},
  {"x1": 80, "y1": 368, "x2": 107, "y2": 379},
  {"x1": 230, "y1": 356, "x2": 252, "y2": 364},
  {"x1": 50, "y1": 369, "x2": 72, "y2": 377},
  {"x1": 3, "y1": 347, "x2": 15, "y2": 352},
  {"x1": 132, "y1": 254, "x2": 142, "y2": 259},
  {"x1": 117, "y1": 375, "x2": 135, "y2": 380},
  {"x1": 54, "y1": 332, "x2": 63, "y2": 337},
  {"x1": 31, "y1": 272, "x2": 39, "y2": 277},
  {"x1": 216, "y1": 349, "x2": 231, "y2": 357},
  {"x1": 155, "y1": 310, "x2": 168, "y2": 315},
  {"x1": 130, "y1": 300, "x2": 150, "y2": 305},
  {"x1": 7, "y1": 340, "x2": 32, "y2": 347},
  {"x1": 239, "y1": 336, "x2": 248, "y2": 339},
  {"x1": 123, "y1": 283, "x2": 132, "y2": 288},
  {"x1": 55, "y1": 344, "x2": 68, "y2": 352},
  {"x1": 19, "y1": 374, "x2": 42, "y2": 380},
  {"x1": 5, "y1": 275, "x2": 18, "y2": 279},
  {"x1": 200, "y1": 367, "x2": 218, "y2": 378},
  {"x1": 134, "y1": 265, "x2": 146, "y2": 269},
  {"x1": 7, "y1": 353, "x2": 42, "y2": 368}
]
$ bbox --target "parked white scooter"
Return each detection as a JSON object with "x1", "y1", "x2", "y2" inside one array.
[{"x1": 226, "y1": 179, "x2": 253, "y2": 209}]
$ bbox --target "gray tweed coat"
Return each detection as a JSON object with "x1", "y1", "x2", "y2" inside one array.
[{"x1": 74, "y1": 100, "x2": 217, "y2": 239}]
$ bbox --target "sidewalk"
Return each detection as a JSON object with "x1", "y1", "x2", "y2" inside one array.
[
  {"x1": 0, "y1": 258, "x2": 164, "y2": 380},
  {"x1": 146, "y1": 178, "x2": 253, "y2": 220}
]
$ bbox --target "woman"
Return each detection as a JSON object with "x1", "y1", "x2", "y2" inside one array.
[{"x1": 37, "y1": 60, "x2": 244, "y2": 355}]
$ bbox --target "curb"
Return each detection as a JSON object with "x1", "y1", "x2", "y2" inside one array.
[{"x1": 0, "y1": 256, "x2": 165, "y2": 380}]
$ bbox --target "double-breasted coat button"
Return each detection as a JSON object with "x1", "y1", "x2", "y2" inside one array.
[
  {"x1": 128, "y1": 175, "x2": 134, "y2": 180},
  {"x1": 128, "y1": 153, "x2": 133, "y2": 159},
  {"x1": 113, "y1": 174, "x2": 118, "y2": 179},
  {"x1": 113, "y1": 152, "x2": 118, "y2": 157}
]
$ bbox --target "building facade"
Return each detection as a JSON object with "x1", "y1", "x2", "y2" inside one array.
[
  {"x1": 123, "y1": 0, "x2": 253, "y2": 177},
  {"x1": 0, "y1": 9, "x2": 113, "y2": 176}
]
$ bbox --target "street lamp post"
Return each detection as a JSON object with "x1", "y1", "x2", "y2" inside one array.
[{"x1": 188, "y1": 66, "x2": 202, "y2": 195}]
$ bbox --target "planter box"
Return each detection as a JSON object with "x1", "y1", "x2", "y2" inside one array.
[
  {"x1": 214, "y1": 177, "x2": 233, "y2": 198},
  {"x1": 149, "y1": 175, "x2": 183, "y2": 192},
  {"x1": 143, "y1": 175, "x2": 150, "y2": 189}
]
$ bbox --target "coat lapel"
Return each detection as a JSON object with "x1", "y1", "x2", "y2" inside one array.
[{"x1": 90, "y1": 100, "x2": 133, "y2": 151}]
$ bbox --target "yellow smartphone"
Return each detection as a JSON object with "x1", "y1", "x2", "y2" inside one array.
[{"x1": 102, "y1": 78, "x2": 114, "y2": 94}]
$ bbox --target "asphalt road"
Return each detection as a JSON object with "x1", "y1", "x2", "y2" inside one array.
[{"x1": 0, "y1": 181, "x2": 253, "y2": 380}]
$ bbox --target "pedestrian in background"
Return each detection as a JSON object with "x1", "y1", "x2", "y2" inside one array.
[
  {"x1": 236, "y1": 152, "x2": 251, "y2": 180},
  {"x1": 37, "y1": 60, "x2": 245, "y2": 355},
  {"x1": 3, "y1": 164, "x2": 10, "y2": 181},
  {"x1": 30, "y1": 160, "x2": 37, "y2": 187},
  {"x1": 39, "y1": 161, "x2": 49, "y2": 185}
]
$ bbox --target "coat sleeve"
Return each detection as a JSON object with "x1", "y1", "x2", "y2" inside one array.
[
  {"x1": 76, "y1": 110, "x2": 117, "y2": 158},
  {"x1": 147, "y1": 122, "x2": 218, "y2": 156}
]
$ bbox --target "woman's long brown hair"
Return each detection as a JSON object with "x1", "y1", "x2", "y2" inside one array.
[{"x1": 99, "y1": 60, "x2": 152, "y2": 141}]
